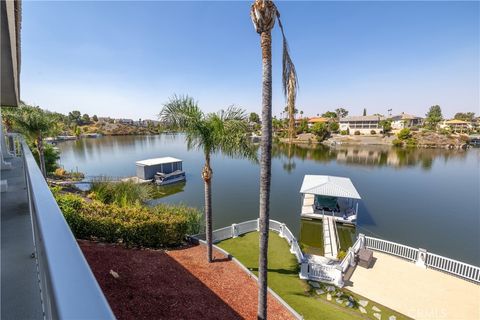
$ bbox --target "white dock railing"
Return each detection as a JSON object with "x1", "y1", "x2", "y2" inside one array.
[
  {"x1": 363, "y1": 235, "x2": 480, "y2": 283},
  {"x1": 365, "y1": 236, "x2": 418, "y2": 262}
]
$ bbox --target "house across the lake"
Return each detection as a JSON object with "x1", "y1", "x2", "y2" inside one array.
[
  {"x1": 389, "y1": 113, "x2": 423, "y2": 130},
  {"x1": 339, "y1": 115, "x2": 385, "y2": 135},
  {"x1": 439, "y1": 119, "x2": 473, "y2": 133}
]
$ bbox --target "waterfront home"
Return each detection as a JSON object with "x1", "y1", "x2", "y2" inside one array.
[
  {"x1": 440, "y1": 119, "x2": 472, "y2": 133},
  {"x1": 114, "y1": 118, "x2": 134, "y2": 125},
  {"x1": 339, "y1": 115, "x2": 385, "y2": 135},
  {"x1": 389, "y1": 112, "x2": 423, "y2": 130},
  {"x1": 295, "y1": 116, "x2": 333, "y2": 128}
]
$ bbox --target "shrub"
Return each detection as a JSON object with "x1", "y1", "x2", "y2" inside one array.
[
  {"x1": 392, "y1": 139, "x2": 404, "y2": 147},
  {"x1": 397, "y1": 128, "x2": 411, "y2": 140},
  {"x1": 370, "y1": 130, "x2": 376, "y2": 135},
  {"x1": 337, "y1": 250, "x2": 347, "y2": 260},
  {"x1": 90, "y1": 180, "x2": 155, "y2": 207},
  {"x1": 55, "y1": 193, "x2": 202, "y2": 247},
  {"x1": 311, "y1": 122, "x2": 330, "y2": 142},
  {"x1": 54, "y1": 167, "x2": 67, "y2": 177},
  {"x1": 340, "y1": 130, "x2": 348, "y2": 135},
  {"x1": 328, "y1": 122, "x2": 339, "y2": 133},
  {"x1": 354, "y1": 130, "x2": 361, "y2": 135},
  {"x1": 405, "y1": 138, "x2": 418, "y2": 147}
]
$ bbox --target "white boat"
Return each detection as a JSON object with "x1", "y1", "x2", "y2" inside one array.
[
  {"x1": 154, "y1": 170, "x2": 186, "y2": 186},
  {"x1": 299, "y1": 175, "x2": 361, "y2": 225}
]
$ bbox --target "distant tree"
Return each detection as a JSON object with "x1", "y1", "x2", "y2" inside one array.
[
  {"x1": 328, "y1": 122, "x2": 339, "y2": 133},
  {"x1": 299, "y1": 110, "x2": 304, "y2": 118},
  {"x1": 68, "y1": 110, "x2": 82, "y2": 125},
  {"x1": 379, "y1": 120, "x2": 392, "y2": 133},
  {"x1": 322, "y1": 111, "x2": 337, "y2": 119},
  {"x1": 74, "y1": 125, "x2": 82, "y2": 138},
  {"x1": 82, "y1": 113, "x2": 90, "y2": 124},
  {"x1": 425, "y1": 105, "x2": 443, "y2": 129},
  {"x1": 335, "y1": 108, "x2": 348, "y2": 119},
  {"x1": 10, "y1": 106, "x2": 56, "y2": 176},
  {"x1": 249, "y1": 112, "x2": 260, "y2": 123},
  {"x1": 311, "y1": 122, "x2": 329, "y2": 141},
  {"x1": 297, "y1": 118, "x2": 308, "y2": 134},
  {"x1": 454, "y1": 112, "x2": 475, "y2": 122},
  {"x1": 92, "y1": 114, "x2": 98, "y2": 122},
  {"x1": 363, "y1": 108, "x2": 367, "y2": 116}
]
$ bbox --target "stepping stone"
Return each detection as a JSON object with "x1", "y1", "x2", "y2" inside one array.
[
  {"x1": 374, "y1": 313, "x2": 382, "y2": 320},
  {"x1": 327, "y1": 293, "x2": 332, "y2": 301},
  {"x1": 346, "y1": 301, "x2": 354, "y2": 308},
  {"x1": 359, "y1": 306, "x2": 367, "y2": 314},
  {"x1": 336, "y1": 298, "x2": 343, "y2": 304},
  {"x1": 389, "y1": 316, "x2": 396, "y2": 320},
  {"x1": 359, "y1": 300, "x2": 368, "y2": 307},
  {"x1": 315, "y1": 289, "x2": 325, "y2": 295},
  {"x1": 372, "y1": 306, "x2": 381, "y2": 312},
  {"x1": 308, "y1": 281, "x2": 320, "y2": 288},
  {"x1": 336, "y1": 292, "x2": 342, "y2": 297},
  {"x1": 326, "y1": 286, "x2": 336, "y2": 292},
  {"x1": 348, "y1": 296, "x2": 354, "y2": 302}
]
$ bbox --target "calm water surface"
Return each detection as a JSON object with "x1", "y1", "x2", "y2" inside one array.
[{"x1": 57, "y1": 135, "x2": 480, "y2": 265}]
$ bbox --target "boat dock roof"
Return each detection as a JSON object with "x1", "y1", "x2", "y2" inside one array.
[
  {"x1": 300, "y1": 175, "x2": 361, "y2": 199},
  {"x1": 136, "y1": 157, "x2": 182, "y2": 166}
]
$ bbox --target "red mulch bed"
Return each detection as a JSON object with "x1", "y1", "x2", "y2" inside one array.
[{"x1": 80, "y1": 241, "x2": 294, "y2": 320}]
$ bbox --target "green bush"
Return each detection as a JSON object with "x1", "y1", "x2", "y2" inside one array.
[
  {"x1": 405, "y1": 138, "x2": 418, "y2": 147},
  {"x1": 370, "y1": 130, "x2": 376, "y2": 135},
  {"x1": 337, "y1": 250, "x2": 347, "y2": 260},
  {"x1": 328, "y1": 122, "x2": 339, "y2": 133},
  {"x1": 397, "y1": 128, "x2": 411, "y2": 140},
  {"x1": 340, "y1": 130, "x2": 348, "y2": 135},
  {"x1": 354, "y1": 130, "x2": 361, "y2": 135},
  {"x1": 90, "y1": 180, "x2": 154, "y2": 207},
  {"x1": 392, "y1": 139, "x2": 404, "y2": 147},
  {"x1": 55, "y1": 193, "x2": 202, "y2": 247}
]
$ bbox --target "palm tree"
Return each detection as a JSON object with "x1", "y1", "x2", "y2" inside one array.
[
  {"x1": 160, "y1": 95, "x2": 256, "y2": 262},
  {"x1": 11, "y1": 106, "x2": 56, "y2": 177},
  {"x1": 250, "y1": 1, "x2": 298, "y2": 318}
]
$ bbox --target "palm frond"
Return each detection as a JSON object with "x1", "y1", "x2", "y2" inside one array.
[{"x1": 276, "y1": 14, "x2": 298, "y2": 100}]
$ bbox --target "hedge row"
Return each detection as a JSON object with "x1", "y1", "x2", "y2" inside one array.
[{"x1": 55, "y1": 193, "x2": 201, "y2": 248}]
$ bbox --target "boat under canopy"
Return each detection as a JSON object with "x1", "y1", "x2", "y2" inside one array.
[{"x1": 299, "y1": 175, "x2": 361, "y2": 224}]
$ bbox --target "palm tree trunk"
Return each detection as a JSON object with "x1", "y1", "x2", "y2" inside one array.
[
  {"x1": 257, "y1": 30, "x2": 272, "y2": 320},
  {"x1": 37, "y1": 134, "x2": 47, "y2": 177},
  {"x1": 202, "y1": 153, "x2": 213, "y2": 263}
]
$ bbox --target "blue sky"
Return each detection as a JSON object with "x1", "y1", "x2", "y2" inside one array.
[{"x1": 21, "y1": 1, "x2": 479, "y2": 119}]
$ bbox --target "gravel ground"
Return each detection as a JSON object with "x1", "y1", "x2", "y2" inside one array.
[{"x1": 80, "y1": 241, "x2": 294, "y2": 320}]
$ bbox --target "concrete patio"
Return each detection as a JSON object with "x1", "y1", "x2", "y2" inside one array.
[{"x1": 346, "y1": 251, "x2": 480, "y2": 320}]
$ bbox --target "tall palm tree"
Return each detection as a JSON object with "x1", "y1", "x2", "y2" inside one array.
[
  {"x1": 160, "y1": 95, "x2": 256, "y2": 262},
  {"x1": 251, "y1": 1, "x2": 298, "y2": 318},
  {"x1": 11, "y1": 106, "x2": 56, "y2": 177}
]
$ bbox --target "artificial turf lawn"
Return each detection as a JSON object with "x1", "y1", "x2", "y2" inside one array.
[{"x1": 218, "y1": 231, "x2": 410, "y2": 320}]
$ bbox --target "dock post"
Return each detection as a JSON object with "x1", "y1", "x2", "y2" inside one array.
[
  {"x1": 279, "y1": 223, "x2": 286, "y2": 238},
  {"x1": 232, "y1": 223, "x2": 238, "y2": 238},
  {"x1": 299, "y1": 261, "x2": 309, "y2": 280},
  {"x1": 416, "y1": 248, "x2": 427, "y2": 268},
  {"x1": 256, "y1": 218, "x2": 260, "y2": 231}
]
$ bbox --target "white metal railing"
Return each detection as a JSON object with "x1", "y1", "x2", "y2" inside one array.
[
  {"x1": 365, "y1": 235, "x2": 480, "y2": 283},
  {"x1": 365, "y1": 236, "x2": 418, "y2": 261},
  {"x1": 236, "y1": 219, "x2": 257, "y2": 235},
  {"x1": 426, "y1": 252, "x2": 480, "y2": 283},
  {"x1": 212, "y1": 226, "x2": 233, "y2": 243},
  {"x1": 20, "y1": 138, "x2": 115, "y2": 319}
]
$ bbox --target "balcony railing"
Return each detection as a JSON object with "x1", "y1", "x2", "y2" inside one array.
[{"x1": 18, "y1": 136, "x2": 115, "y2": 319}]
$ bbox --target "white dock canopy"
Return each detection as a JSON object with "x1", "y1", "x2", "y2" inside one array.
[
  {"x1": 300, "y1": 175, "x2": 361, "y2": 199},
  {"x1": 136, "y1": 157, "x2": 182, "y2": 166}
]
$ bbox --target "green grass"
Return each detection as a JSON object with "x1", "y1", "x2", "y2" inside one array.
[{"x1": 218, "y1": 231, "x2": 410, "y2": 320}]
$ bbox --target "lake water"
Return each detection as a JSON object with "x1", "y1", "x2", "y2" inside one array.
[{"x1": 57, "y1": 134, "x2": 480, "y2": 266}]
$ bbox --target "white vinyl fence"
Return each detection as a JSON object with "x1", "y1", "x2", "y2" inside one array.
[{"x1": 363, "y1": 235, "x2": 480, "y2": 283}]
